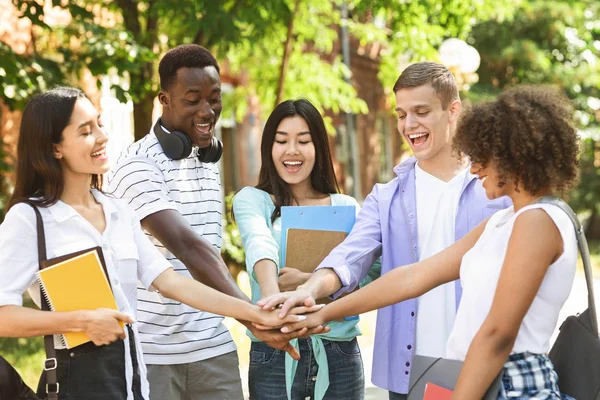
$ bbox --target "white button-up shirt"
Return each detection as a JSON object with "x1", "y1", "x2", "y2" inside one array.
[{"x1": 0, "y1": 189, "x2": 171, "y2": 400}]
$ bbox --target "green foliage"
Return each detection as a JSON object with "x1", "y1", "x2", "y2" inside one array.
[
  {"x1": 569, "y1": 136, "x2": 600, "y2": 215},
  {"x1": 225, "y1": 0, "x2": 368, "y2": 129},
  {"x1": 468, "y1": 0, "x2": 600, "y2": 226},
  {"x1": 221, "y1": 193, "x2": 245, "y2": 268},
  {"x1": 0, "y1": 42, "x2": 63, "y2": 111},
  {"x1": 351, "y1": 0, "x2": 517, "y2": 95},
  {"x1": 471, "y1": 0, "x2": 599, "y2": 129},
  {"x1": 3, "y1": 0, "x2": 517, "y2": 137}
]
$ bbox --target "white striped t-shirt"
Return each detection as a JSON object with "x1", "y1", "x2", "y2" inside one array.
[{"x1": 106, "y1": 129, "x2": 236, "y2": 365}]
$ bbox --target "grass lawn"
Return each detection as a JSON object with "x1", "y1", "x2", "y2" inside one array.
[{"x1": 3, "y1": 241, "x2": 599, "y2": 391}]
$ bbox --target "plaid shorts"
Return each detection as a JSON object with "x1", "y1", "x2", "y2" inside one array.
[{"x1": 499, "y1": 352, "x2": 574, "y2": 399}]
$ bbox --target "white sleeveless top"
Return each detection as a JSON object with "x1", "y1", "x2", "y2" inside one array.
[{"x1": 446, "y1": 203, "x2": 577, "y2": 360}]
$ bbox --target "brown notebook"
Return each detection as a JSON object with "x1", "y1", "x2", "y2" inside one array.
[{"x1": 284, "y1": 228, "x2": 347, "y2": 304}]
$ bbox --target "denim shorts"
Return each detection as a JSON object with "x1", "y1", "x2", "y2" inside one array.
[{"x1": 248, "y1": 338, "x2": 364, "y2": 400}]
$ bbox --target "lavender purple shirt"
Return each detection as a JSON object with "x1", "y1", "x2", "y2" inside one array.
[{"x1": 315, "y1": 157, "x2": 510, "y2": 394}]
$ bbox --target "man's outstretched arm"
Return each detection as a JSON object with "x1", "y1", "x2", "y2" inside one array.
[
  {"x1": 143, "y1": 209, "x2": 248, "y2": 300},
  {"x1": 142, "y1": 209, "x2": 327, "y2": 359}
]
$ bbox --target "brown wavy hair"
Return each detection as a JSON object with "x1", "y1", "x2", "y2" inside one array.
[
  {"x1": 393, "y1": 61, "x2": 459, "y2": 109},
  {"x1": 453, "y1": 85, "x2": 579, "y2": 195}
]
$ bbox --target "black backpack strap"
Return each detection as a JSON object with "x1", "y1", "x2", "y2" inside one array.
[
  {"x1": 22, "y1": 202, "x2": 59, "y2": 399},
  {"x1": 533, "y1": 196, "x2": 599, "y2": 337}
]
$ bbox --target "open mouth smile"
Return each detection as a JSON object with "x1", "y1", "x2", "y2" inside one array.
[
  {"x1": 283, "y1": 160, "x2": 303, "y2": 173},
  {"x1": 194, "y1": 122, "x2": 213, "y2": 139},
  {"x1": 408, "y1": 132, "x2": 429, "y2": 146},
  {"x1": 91, "y1": 147, "x2": 107, "y2": 159}
]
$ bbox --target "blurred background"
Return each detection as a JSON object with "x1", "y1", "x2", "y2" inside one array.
[{"x1": 0, "y1": 0, "x2": 599, "y2": 397}]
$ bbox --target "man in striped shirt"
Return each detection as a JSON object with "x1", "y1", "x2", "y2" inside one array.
[{"x1": 107, "y1": 44, "x2": 303, "y2": 400}]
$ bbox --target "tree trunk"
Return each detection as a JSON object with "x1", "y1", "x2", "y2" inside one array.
[
  {"x1": 133, "y1": 92, "x2": 155, "y2": 141},
  {"x1": 115, "y1": 0, "x2": 159, "y2": 141},
  {"x1": 274, "y1": 0, "x2": 301, "y2": 107}
]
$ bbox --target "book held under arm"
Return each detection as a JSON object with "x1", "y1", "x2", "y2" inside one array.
[{"x1": 36, "y1": 246, "x2": 122, "y2": 349}]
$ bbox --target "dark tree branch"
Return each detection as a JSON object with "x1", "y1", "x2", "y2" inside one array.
[
  {"x1": 115, "y1": 0, "x2": 141, "y2": 36},
  {"x1": 274, "y1": 0, "x2": 301, "y2": 107}
]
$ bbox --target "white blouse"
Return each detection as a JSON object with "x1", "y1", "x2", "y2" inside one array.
[
  {"x1": 0, "y1": 190, "x2": 171, "y2": 400},
  {"x1": 446, "y1": 203, "x2": 577, "y2": 360}
]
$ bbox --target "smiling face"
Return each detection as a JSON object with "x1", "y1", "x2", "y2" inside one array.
[
  {"x1": 271, "y1": 116, "x2": 316, "y2": 188},
  {"x1": 53, "y1": 97, "x2": 109, "y2": 178},
  {"x1": 159, "y1": 66, "x2": 222, "y2": 148},
  {"x1": 470, "y1": 161, "x2": 512, "y2": 200},
  {"x1": 395, "y1": 84, "x2": 461, "y2": 163}
]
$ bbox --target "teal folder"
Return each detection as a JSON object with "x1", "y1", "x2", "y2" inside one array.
[{"x1": 280, "y1": 205, "x2": 356, "y2": 267}]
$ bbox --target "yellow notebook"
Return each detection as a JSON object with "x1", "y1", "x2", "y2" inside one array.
[{"x1": 36, "y1": 247, "x2": 121, "y2": 349}]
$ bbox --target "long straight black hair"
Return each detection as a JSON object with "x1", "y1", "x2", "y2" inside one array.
[
  {"x1": 7, "y1": 87, "x2": 103, "y2": 210},
  {"x1": 256, "y1": 99, "x2": 340, "y2": 222}
]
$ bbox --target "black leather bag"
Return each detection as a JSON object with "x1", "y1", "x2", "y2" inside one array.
[
  {"x1": 0, "y1": 356, "x2": 41, "y2": 400},
  {"x1": 535, "y1": 197, "x2": 600, "y2": 400}
]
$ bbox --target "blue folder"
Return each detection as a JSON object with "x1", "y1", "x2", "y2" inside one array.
[{"x1": 280, "y1": 205, "x2": 356, "y2": 268}]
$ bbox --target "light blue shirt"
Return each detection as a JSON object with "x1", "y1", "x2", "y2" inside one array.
[{"x1": 233, "y1": 186, "x2": 379, "y2": 400}]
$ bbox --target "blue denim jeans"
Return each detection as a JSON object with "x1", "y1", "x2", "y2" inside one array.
[{"x1": 248, "y1": 338, "x2": 364, "y2": 400}]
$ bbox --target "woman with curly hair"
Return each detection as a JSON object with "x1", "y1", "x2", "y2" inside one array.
[{"x1": 276, "y1": 86, "x2": 580, "y2": 399}]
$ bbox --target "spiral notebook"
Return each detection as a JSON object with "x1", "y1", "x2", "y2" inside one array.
[{"x1": 37, "y1": 246, "x2": 121, "y2": 349}]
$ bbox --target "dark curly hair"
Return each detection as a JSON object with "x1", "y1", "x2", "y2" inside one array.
[
  {"x1": 159, "y1": 44, "x2": 220, "y2": 90},
  {"x1": 453, "y1": 85, "x2": 579, "y2": 195}
]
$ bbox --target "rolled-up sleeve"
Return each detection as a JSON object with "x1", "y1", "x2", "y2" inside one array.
[
  {"x1": 233, "y1": 188, "x2": 279, "y2": 281},
  {"x1": 316, "y1": 184, "x2": 383, "y2": 298},
  {"x1": 0, "y1": 205, "x2": 39, "y2": 306}
]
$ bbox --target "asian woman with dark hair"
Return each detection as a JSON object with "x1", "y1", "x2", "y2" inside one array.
[{"x1": 234, "y1": 99, "x2": 380, "y2": 400}]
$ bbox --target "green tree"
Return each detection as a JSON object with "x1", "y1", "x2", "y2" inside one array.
[
  {"x1": 351, "y1": 0, "x2": 516, "y2": 94},
  {"x1": 5, "y1": 0, "x2": 517, "y2": 137},
  {"x1": 468, "y1": 0, "x2": 600, "y2": 235}
]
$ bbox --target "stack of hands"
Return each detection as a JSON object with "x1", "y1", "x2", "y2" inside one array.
[{"x1": 248, "y1": 268, "x2": 333, "y2": 360}]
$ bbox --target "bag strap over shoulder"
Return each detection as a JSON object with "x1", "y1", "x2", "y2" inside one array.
[
  {"x1": 21, "y1": 201, "x2": 59, "y2": 400},
  {"x1": 533, "y1": 196, "x2": 599, "y2": 337}
]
